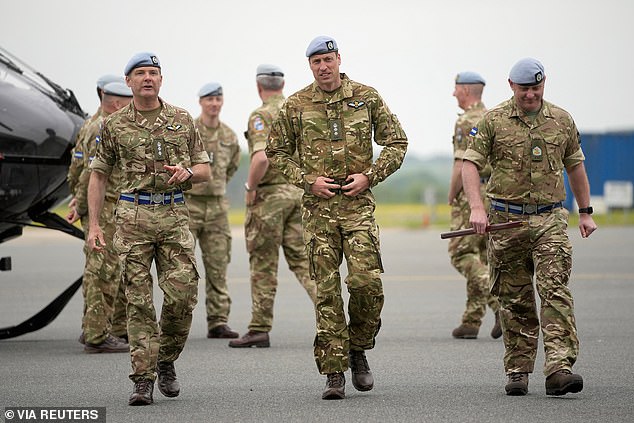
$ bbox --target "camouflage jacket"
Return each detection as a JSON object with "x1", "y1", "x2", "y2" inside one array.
[
  {"x1": 91, "y1": 99, "x2": 209, "y2": 193},
  {"x1": 245, "y1": 93, "x2": 289, "y2": 186},
  {"x1": 73, "y1": 113, "x2": 123, "y2": 216},
  {"x1": 187, "y1": 119, "x2": 240, "y2": 197},
  {"x1": 266, "y1": 74, "x2": 407, "y2": 190},
  {"x1": 463, "y1": 98, "x2": 585, "y2": 203},
  {"x1": 453, "y1": 102, "x2": 490, "y2": 178},
  {"x1": 67, "y1": 108, "x2": 100, "y2": 194}
]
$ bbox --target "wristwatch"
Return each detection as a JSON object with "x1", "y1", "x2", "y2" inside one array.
[
  {"x1": 578, "y1": 206, "x2": 593, "y2": 215},
  {"x1": 185, "y1": 167, "x2": 193, "y2": 179},
  {"x1": 244, "y1": 182, "x2": 256, "y2": 192}
]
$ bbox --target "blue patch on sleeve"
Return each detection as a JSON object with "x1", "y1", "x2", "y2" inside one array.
[
  {"x1": 469, "y1": 127, "x2": 478, "y2": 136},
  {"x1": 253, "y1": 117, "x2": 264, "y2": 131}
]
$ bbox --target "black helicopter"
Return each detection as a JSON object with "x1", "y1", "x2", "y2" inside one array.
[{"x1": 0, "y1": 46, "x2": 87, "y2": 339}]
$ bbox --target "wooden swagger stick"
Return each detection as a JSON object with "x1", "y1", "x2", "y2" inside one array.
[{"x1": 440, "y1": 221, "x2": 524, "y2": 239}]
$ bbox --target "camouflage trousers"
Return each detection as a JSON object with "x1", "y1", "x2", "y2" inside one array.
[
  {"x1": 448, "y1": 190, "x2": 498, "y2": 327},
  {"x1": 488, "y1": 207, "x2": 579, "y2": 377},
  {"x1": 245, "y1": 184, "x2": 316, "y2": 333},
  {"x1": 186, "y1": 194, "x2": 232, "y2": 331},
  {"x1": 80, "y1": 199, "x2": 127, "y2": 344},
  {"x1": 113, "y1": 201, "x2": 199, "y2": 382},
  {"x1": 302, "y1": 192, "x2": 383, "y2": 374}
]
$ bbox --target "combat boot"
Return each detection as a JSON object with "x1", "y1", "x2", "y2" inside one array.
[
  {"x1": 322, "y1": 372, "x2": 345, "y2": 400},
  {"x1": 84, "y1": 334, "x2": 129, "y2": 353},
  {"x1": 207, "y1": 324, "x2": 239, "y2": 339},
  {"x1": 349, "y1": 350, "x2": 374, "y2": 391},
  {"x1": 505, "y1": 372, "x2": 529, "y2": 396},
  {"x1": 545, "y1": 369, "x2": 583, "y2": 396},
  {"x1": 490, "y1": 312, "x2": 502, "y2": 339},
  {"x1": 157, "y1": 361, "x2": 180, "y2": 398},
  {"x1": 228, "y1": 330, "x2": 270, "y2": 348},
  {"x1": 452, "y1": 324, "x2": 479, "y2": 339},
  {"x1": 129, "y1": 379, "x2": 154, "y2": 406}
]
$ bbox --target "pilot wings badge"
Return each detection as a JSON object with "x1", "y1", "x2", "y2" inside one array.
[{"x1": 347, "y1": 100, "x2": 365, "y2": 110}]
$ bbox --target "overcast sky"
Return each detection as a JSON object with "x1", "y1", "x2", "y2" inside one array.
[{"x1": 1, "y1": 0, "x2": 632, "y2": 158}]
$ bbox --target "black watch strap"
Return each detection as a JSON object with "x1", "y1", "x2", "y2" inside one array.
[{"x1": 578, "y1": 206, "x2": 593, "y2": 215}]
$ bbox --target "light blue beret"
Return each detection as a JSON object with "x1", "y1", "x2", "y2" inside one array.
[
  {"x1": 455, "y1": 71, "x2": 486, "y2": 85},
  {"x1": 256, "y1": 64, "x2": 284, "y2": 77},
  {"x1": 102, "y1": 81, "x2": 132, "y2": 97},
  {"x1": 509, "y1": 58, "x2": 545, "y2": 86},
  {"x1": 124, "y1": 52, "x2": 161, "y2": 76},
  {"x1": 305, "y1": 36, "x2": 338, "y2": 57},
  {"x1": 198, "y1": 82, "x2": 223, "y2": 97},
  {"x1": 96, "y1": 74, "x2": 124, "y2": 90}
]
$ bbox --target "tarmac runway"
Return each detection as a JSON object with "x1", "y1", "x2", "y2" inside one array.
[{"x1": 1, "y1": 224, "x2": 633, "y2": 422}]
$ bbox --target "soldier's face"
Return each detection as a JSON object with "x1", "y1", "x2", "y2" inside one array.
[
  {"x1": 126, "y1": 67, "x2": 162, "y2": 100},
  {"x1": 309, "y1": 52, "x2": 341, "y2": 92},
  {"x1": 509, "y1": 79, "x2": 545, "y2": 113},
  {"x1": 199, "y1": 95, "x2": 223, "y2": 119}
]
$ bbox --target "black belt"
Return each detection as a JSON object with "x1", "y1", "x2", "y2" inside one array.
[
  {"x1": 119, "y1": 190, "x2": 184, "y2": 205},
  {"x1": 491, "y1": 199, "x2": 563, "y2": 215},
  {"x1": 329, "y1": 179, "x2": 348, "y2": 195}
]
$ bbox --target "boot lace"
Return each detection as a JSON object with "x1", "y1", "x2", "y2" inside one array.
[
  {"x1": 327, "y1": 373, "x2": 345, "y2": 388},
  {"x1": 510, "y1": 373, "x2": 527, "y2": 382},
  {"x1": 158, "y1": 362, "x2": 176, "y2": 382},
  {"x1": 350, "y1": 351, "x2": 370, "y2": 373},
  {"x1": 134, "y1": 379, "x2": 153, "y2": 394}
]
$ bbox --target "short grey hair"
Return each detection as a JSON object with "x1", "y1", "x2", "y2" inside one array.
[{"x1": 257, "y1": 75, "x2": 284, "y2": 91}]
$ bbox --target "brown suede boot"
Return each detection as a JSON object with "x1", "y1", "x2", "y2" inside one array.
[
  {"x1": 322, "y1": 372, "x2": 345, "y2": 400},
  {"x1": 129, "y1": 379, "x2": 154, "y2": 406},
  {"x1": 349, "y1": 350, "x2": 374, "y2": 391},
  {"x1": 157, "y1": 361, "x2": 180, "y2": 398},
  {"x1": 505, "y1": 372, "x2": 529, "y2": 396},
  {"x1": 207, "y1": 324, "x2": 239, "y2": 339},
  {"x1": 84, "y1": 334, "x2": 129, "y2": 353},
  {"x1": 228, "y1": 330, "x2": 270, "y2": 348},
  {"x1": 452, "y1": 324, "x2": 479, "y2": 339},
  {"x1": 546, "y1": 369, "x2": 583, "y2": 396}
]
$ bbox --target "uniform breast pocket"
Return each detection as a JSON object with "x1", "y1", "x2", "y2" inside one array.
[
  {"x1": 119, "y1": 135, "x2": 146, "y2": 173},
  {"x1": 493, "y1": 136, "x2": 525, "y2": 170},
  {"x1": 215, "y1": 141, "x2": 233, "y2": 170},
  {"x1": 344, "y1": 108, "x2": 371, "y2": 143},
  {"x1": 164, "y1": 135, "x2": 190, "y2": 166},
  {"x1": 301, "y1": 115, "x2": 330, "y2": 160},
  {"x1": 544, "y1": 136, "x2": 565, "y2": 171}
]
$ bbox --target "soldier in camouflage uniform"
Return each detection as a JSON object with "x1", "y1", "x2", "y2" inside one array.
[
  {"x1": 462, "y1": 58, "x2": 597, "y2": 396},
  {"x1": 67, "y1": 75, "x2": 126, "y2": 347},
  {"x1": 67, "y1": 82, "x2": 132, "y2": 353},
  {"x1": 447, "y1": 72, "x2": 501, "y2": 340},
  {"x1": 266, "y1": 37, "x2": 407, "y2": 400},
  {"x1": 67, "y1": 75, "x2": 122, "y2": 200},
  {"x1": 186, "y1": 82, "x2": 240, "y2": 339},
  {"x1": 87, "y1": 52, "x2": 210, "y2": 406},
  {"x1": 229, "y1": 64, "x2": 317, "y2": 349}
]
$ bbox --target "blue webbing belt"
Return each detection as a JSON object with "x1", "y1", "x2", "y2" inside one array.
[
  {"x1": 491, "y1": 199, "x2": 563, "y2": 215},
  {"x1": 119, "y1": 190, "x2": 184, "y2": 205}
]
